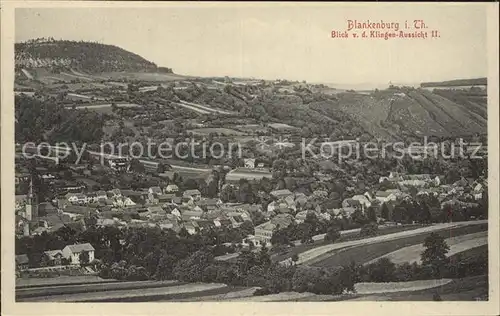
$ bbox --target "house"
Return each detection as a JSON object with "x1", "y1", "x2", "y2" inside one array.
[
  {"x1": 375, "y1": 191, "x2": 397, "y2": 203},
  {"x1": 270, "y1": 189, "x2": 293, "y2": 200},
  {"x1": 270, "y1": 213, "x2": 295, "y2": 228},
  {"x1": 197, "y1": 198, "x2": 221, "y2": 211},
  {"x1": 165, "y1": 184, "x2": 180, "y2": 193},
  {"x1": 254, "y1": 221, "x2": 276, "y2": 246},
  {"x1": 147, "y1": 206, "x2": 164, "y2": 214},
  {"x1": 15, "y1": 195, "x2": 27, "y2": 211},
  {"x1": 86, "y1": 192, "x2": 98, "y2": 204},
  {"x1": 295, "y1": 195, "x2": 308, "y2": 207},
  {"x1": 183, "y1": 189, "x2": 202, "y2": 200},
  {"x1": 96, "y1": 218, "x2": 116, "y2": 227},
  {"x1": 172, "y1": 196, "x2": 182, "y2": 205},
  {"x1": 267, "y1": 201, "x2": 278, "y2": 213},
  {"x1": 295, "y1": 210, "x2": 311, "y2": 223},
  {"x1": 96, "y1": 190, "x2": 108, "y2": 201},
  {"x1": 158, "y1": 193, "x2": 176, "y2": 204},
  {"x1": 149, "y1": 186, "x2": 163, "y2": 195},
  {"x1": 66, "y1": 193, "x2": 87, "y2": 204},
  {"x1": 351, "y1": 195, "x2": 372, "y2": 210},
  {"x1": 214, "y1": 217, "x2": 233, "y2": 228},
  {"x1": 171, "y1": 208, "x2": 181, "y2": 218},
  {"x1": 195, "y1": 219, "x2": 216, "y2": 231},
  {"x1": 312, "y1": 190, "x2": 328, "y2": 198},
  {"x1": 108, "y1": 188, "x2": 122, "y2": 198},
  {"x1": 181, "y1": 210, "x2": 203, "y2": 221},
  {"x1": 42, "y1": 250, "x2": 65, "y2": 266},
  {"x1": 319, "y1": 212, "x2": 332, "y2": 221},
  {"x1": 62, "y1": 243, "x2": 95, "y2": 265},
  {"x1": 15, "y1": 254, "x2": 29, "y2": 270},
  {"x1": 284, "y1": 195, "x2": 296, "y2": 206},
  {"x1": 228, "y1": 214, "x2": 245, "y2": 228},
  {"x1": 244, "y1": 158, "x2": 256, "y2": 169},
  {"x1": 183, "y1": 221, "x2": 199, "y2": 235},
  {"x1": 342, "y1": 198, "x2": 362, "y2": 210},
  {"x1": 473, "y1": 183, "x2": 484, "y2": 200},
  {"x1": 341, "y1": 207, "x2": 356, "y2": 218},
  {"x1": 255, "y1": 214, "x2": 294, "y2": 246}
]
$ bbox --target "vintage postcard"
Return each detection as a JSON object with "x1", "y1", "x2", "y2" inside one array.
[{"x1": 1, "y1": 1, "x2": 499, "y2": 315}]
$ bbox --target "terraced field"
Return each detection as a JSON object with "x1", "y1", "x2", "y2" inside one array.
[
  {"x1": 309, "y1": 221, "x2": 487, "y2": 267},
  {"x1": 366, "y1": 231, "x2": 488, "y2": 265}
]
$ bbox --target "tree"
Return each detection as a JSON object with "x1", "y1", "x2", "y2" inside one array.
[
  {"x1": 365, "y1": 258, "x2": 396, "y2": 282},
  {"x1": 380, "y1": 203, "x2": 390, "y2": 220},
  {"x1": 366, "y1": 206, "x2": 378, "y2": 223},
  {"x1": 79, "y1": 251, "x2": 90, "y2": 266},
  {"x1": 239, "y1": 221, "x2": 254, "y2": 237},
  {"x1": 421, "y1": 233, "x2": 450, "y2": 278},
  {"x1": 324, "y1": 226, "x2": 341, "y2": 243},
  {"x1": 129, "y1": 158, "x2": 145, "y2": 173}
]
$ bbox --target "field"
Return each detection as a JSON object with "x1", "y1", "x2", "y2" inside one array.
[
  {"x1": 187, "y1": 127, "x2": 245, "y2": 136},
  {"x1": 310, "y1": 223, "x2": 487, "y2": 267},
  {"x1": 65, "y1": 103, "x2": 142, "y2": 114},
  {"x1": 366, "y1": 231, "x2": 488, "y2": 265},
  {"x1": 16, "y1": 275, "x2": 115, "y2": 288},
  {"x1": 234, "y1": 124, "x2": 269, "y2": 134},
  {"x1": 354, "y1": 279, "x2": 452, "y2": 294},
  {"x1": 99, "y1": 71, "x2": 188, "y2": 82},
  {"x1": 171, "y1": 100, "x2": 237, "y2": 116},
  {"x1": 347, "y1": 275, "x2": 488, "y2": 301},
  {"x1": 272, "y1": 224, "x2": 428, "y2": 263},
  {"x1": 18, "y1": 282, "x2": 232, "y2": 302},
  {"x1": 16, "y1": 280, "x2": 179, "y2": 299}
]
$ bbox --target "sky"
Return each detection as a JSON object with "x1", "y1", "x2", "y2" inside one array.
[{"x1": 15, "y1": 4, "x2": 488, "y2": 86}]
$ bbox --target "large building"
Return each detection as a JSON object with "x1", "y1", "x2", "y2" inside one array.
[{"x1": 225, "y1": 167, "x2": 272, "y2": 184}]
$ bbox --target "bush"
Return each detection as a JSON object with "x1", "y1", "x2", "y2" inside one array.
[
  {"x1": 359, "y1": 223, "x2": 378, "y2": 237},
  {"x1": 291, "y1": 265, "x2": 355, "y2": 295},
  {"x1": 172, "y1": 250, "x2": 214, "y2": 282},
  {"x1": 364, "y1": 258, "x2": 396, "y2": 282},
  {"x1": 253, "y1": 287, "x2": 273, "y2": 296}
]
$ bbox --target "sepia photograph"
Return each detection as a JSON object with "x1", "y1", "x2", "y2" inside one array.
[{"x1": 1, "y1": 1, "x2": 499, "y2": 315}]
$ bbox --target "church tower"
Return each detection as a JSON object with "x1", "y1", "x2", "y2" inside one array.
[{"x1": 25, "y1": 176, "x2": 38, "y2": 221}]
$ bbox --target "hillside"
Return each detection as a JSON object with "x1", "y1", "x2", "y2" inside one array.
[
  {"x1": 420, "y1": 78, "x2": 487, "y2": 88},
  {"x1": 15, "y1": 38, "x2": 173, "y2": 74},
  {"x1": 13, "y1": 40, "x2": 488, "y2": 141},
  {"x1": 331, "y1": 87, "x2": 487, "y2": 140}
]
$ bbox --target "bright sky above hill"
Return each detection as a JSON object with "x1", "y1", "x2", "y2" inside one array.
[{"x1": 15, "y1": 3, "x2": 488, "y2": 87}]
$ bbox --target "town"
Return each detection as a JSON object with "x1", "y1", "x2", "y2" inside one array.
[{"x1": 13, "y1": 34, "x2": 489, "y2": 302}]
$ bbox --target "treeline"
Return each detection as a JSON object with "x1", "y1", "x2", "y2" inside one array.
[
  {"x1": 15, "y1": 223, "x2": 357, "y2": 296},
  {"x1": 15, "y1": 95, "x2": 105, "y2": 143}
]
